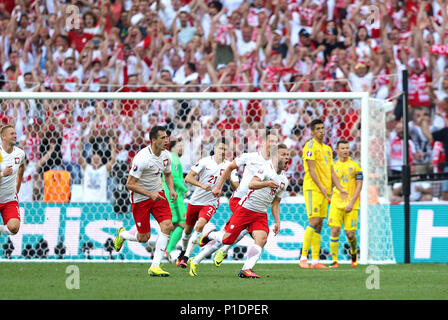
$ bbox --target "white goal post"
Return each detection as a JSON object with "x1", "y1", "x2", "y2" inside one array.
[{"x1": 0, "y1": 91, "x2": 395, "y2": 264}]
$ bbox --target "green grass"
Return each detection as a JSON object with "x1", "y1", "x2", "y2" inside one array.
[{"x1": 1, "y1": 262, "x2": 447, "y2": 300}]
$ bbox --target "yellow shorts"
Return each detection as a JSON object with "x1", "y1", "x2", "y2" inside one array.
[
  {"x1": 328, "y1": 203, "x2": 359, "y2": 231},
  {"x1": 304, "y1": 190, "x2": 329, "y2": 219}
]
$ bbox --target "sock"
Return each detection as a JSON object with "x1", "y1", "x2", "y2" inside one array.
[
  {"x1": 220, "y1": 229, "x2": 248, "y2": 254},
  {"x1": 192, "y1": 240, "x2": 220, "y2": 264},
  {"x1": 208, "y1": 230, "x2": 224, "y2": 243},
  {"x1": 242, "y1": 244, "x2": 263, "y2": 271},
  {"x1": 349, "y1": 236, "x2": 357, "y2": 255},
  {"x1": 311, "y1": 230, "x2": 321, "y2": 264},
  {"x1": 181, "y1": 230, "x2": 192, "y2": 251},
  {"x1": 300, "y1": 225, "x2": 315, "y2": 260},
  {"x1": 150, "y1": 232, "x2": 170, "y2": 268},
  {"x1": 0, "y1": 225, "x2": 14, "y2": 235},
  {"x1": 185, "y1": 231, "x2": 202, "y2": 257},
  {"x1": 330, "y1": 236, "x2": 339, "y2": 262},
  {"x1": 166, "y1": 226, "x2": 183, "y2": 254},
  {"x1": 120, "y1": 229, "x2": 138, "y2": 242}
]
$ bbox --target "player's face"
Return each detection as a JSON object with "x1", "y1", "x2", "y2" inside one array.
[
  {"x1": 153, "y1": 130, "x2": 169, "y2": 150},
  {"x1": 277, "y1": 148, "x2": 290, "y2": 171},
  {"x1": 337, "y1": 143, "x2": 350, "y2": 159},
  {"x1": 214, "y1": 143, "x2": 227, "y2": 161},
  {"x1": 312, "y1": 123, "x2": 325, "y2": 141},
  {"x1": 1, "y1": 127, "x2": 17, "y2": 146}
]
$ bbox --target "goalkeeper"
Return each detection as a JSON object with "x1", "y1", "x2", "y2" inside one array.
[{"x1": 162, "y1": 139, "x2": 189, "y2": 260}]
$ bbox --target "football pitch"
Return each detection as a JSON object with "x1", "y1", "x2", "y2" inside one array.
[{"x1": 1, "y1": 262, "x2": 447, "y2": 300}]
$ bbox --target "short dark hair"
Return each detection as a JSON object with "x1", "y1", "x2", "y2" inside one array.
[
  {"x1": 310, "y1": 119, "x2": 324, "y2": 130},
  {"x1": 277, "y1": 143, "x2": 288, "y2": 150},
  {"x1": 149, "y1": 126, "x2": 166, "y2": 141},
  {"x1": 336, "y1": 139, "x2": 349, "y2": 148}
]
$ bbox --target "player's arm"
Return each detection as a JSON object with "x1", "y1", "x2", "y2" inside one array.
[
  {"x1": 228, "y1": 169, "x2": 240, "y2": 190},
  {"x1": 345, "y1": 171, "x2": 363, "y2": 213},
  {"x1": 212, "y1": 160, "x2": 238, "y2": 197},
  {"x1": 248, "y1": 176, "x2": 279, "y2": 190},
  {"x1": 16, "y1": 163, "x2": 25, "y2": 193},
  {"x1": 163, "y1": 171, "x2": 178, "y2": 203},
  {"x1": 331, "y1": 166, "x2": 348, "y2": 201},
  {"x1": 271, "y1": 196, "x2": 282, "y2": 236},
  {"x1": 126, "y1": 175, "x2": 164, "y2": 201},
  {"x1": 185, "y1": 170, "x2": 211, "y2": 191},
  {"x1": 307, "y1": 159, "x2": 329, "y2": 200}
]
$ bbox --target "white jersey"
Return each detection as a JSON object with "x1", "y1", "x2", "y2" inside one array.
[
  {"x1": 129, "y1": 145, "x2": 172, "y2": 204},
  {"x1": 239, "y1": 161, "x2": 288, "y2": 214},
  {"x1": 82, "y1": 164, "x2": 109, "y2": 203},
  {"x1": 0, "y1": 146, "x2": 26, "y2": 203},
  {"x1": 189, "y1": 156, "x2": 239, "y2": 209},
  {"x1": 232, "y1": 152, "x2": 270, "y2": 199}
]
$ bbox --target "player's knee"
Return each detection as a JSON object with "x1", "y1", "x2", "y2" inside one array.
[
  {"x1": 8, "y1": 221, "x2": 20, "y2": 234},
  {"x1": 331, "y1": 227, "x2": 340, "y2": 237},
  {"x1": 195, "y1": 219, "x2": 207, "y2": 233},
  {"x1": 346, "y1": 231, "x2": 355, "y2": 240},
  {"x1": 160, "y1": 221, "x2": 174, "y2": 234}
]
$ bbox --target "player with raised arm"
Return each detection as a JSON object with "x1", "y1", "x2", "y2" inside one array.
[
  {"x1": 0, "y1": 125, "x2": 26, "y2": 237},
  {"x1": 299, "y1": 119, "x2": 348, "y2": 269},
  {"x1": 114, "y1": 126, "x2": 177, "y2": 277},
  {"x1": 175, "y1": 138, "x2": 239, "y2": 268},
  {"x1": 210, "y1": 131, "x2": 279, "y2": 267},
  {"x1": 328, "y1": 140, "x2": 363, "y2": 268},
  {"x1": 193, "y1": 144, "x2": 290, "y2": 278}
]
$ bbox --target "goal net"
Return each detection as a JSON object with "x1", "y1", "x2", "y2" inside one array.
[{"x1": 0, "y1": 91, "x2": 395, "y2": 264}]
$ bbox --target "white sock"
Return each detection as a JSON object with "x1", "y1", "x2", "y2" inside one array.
[
  {"x1": 185, "y1": 231, "x2": 202, "y2": 257},
  {"x1": 242, "y1": 244, "x2": 263, "y2": 271},
  {"x1": 0, "y1": 225, "x2": 14, "y2": 235},
  {"x1": 221, "y1": 229, "x2": 249, "y2": 253},
  {"x1": 120, "y1": 229, "x2": 138, "y2": 242},
  {"x1": 151, "y1": 232, "x2": 170, "y2": 268},
  {"x1": 192, "y1": 240, "x2": 220, "y2": 264},
  {"x1": 311, "y1": 259, "x2": 318, "y2": 265},
  {"x1": 208, "y1": 230, "x2": 224, "y2": 243},
  {"x1": 181, "y1": 230, "x2": 192, "y2": 251}
]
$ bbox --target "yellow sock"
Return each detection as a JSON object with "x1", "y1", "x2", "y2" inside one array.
[
  {"x1": 301, "y1": 225, "x2": 315, "y2": 259},
  {"x1": 349, "y1": 236, "x2": 357, "y2": 254},
  {"x1": 311, "y1": 230, "x2": 321, "y2": 262},
  {"x1": 330, "y1": 237, "x2": 339, "y2": 262}
]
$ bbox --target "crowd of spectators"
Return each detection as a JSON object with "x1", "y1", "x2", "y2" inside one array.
[{"x1": 1, "y1": 0, "x2": 448, "y2": 205}]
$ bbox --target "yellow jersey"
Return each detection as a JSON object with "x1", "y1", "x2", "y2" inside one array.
[
  {"x1": 332, "y1": 157, "x2": 363, "y2": 210},
  {"x1": 302, "y1": 138, "x2": 334, "y2": 193}
]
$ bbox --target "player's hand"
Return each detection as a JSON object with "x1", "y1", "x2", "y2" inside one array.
[
  {"x1": 212, "y1": 187, "x2": 222, "y2": 198},
  {"x1": 202, "y1": 184, "x2": 212, "y2": 192},
  {"x1": 2, "y1": 166, "x2": 13, "y2": 177},
  {"x1": 345, "y1": 203, "x2": 354, "y2": 213},
  {"x1": 273, "y1": 223, "x2": 281, "y2": 236},
  {"x1": 149, "y1": 191, "x2": 164, "y2": 201},
  {"x1": 169, "y1": 190, "x2": 178, "y2": 203},
  {"x1": 266, "y1": 180, "x2": 279, "y2": 189}
]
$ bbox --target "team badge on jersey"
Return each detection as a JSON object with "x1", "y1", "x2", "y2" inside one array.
[
  {"x1": 306, "y1": 151, "x2": 312, "y2": 157},
  {"x1": 163, "y1": 159, "x2": 169, "y2": 167},
  {"x1": 15, "y1": 157, "x2": 20, "y2": 164}
]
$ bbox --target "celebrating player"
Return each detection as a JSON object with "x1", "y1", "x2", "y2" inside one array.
[
  {"x1": 328, "y1": 140, "x2": 363, "y2": 268},
  {"x1": 210, "y1": 130, "x2": 279, "y2": 267},
  {"x1": 0, "y1": 125, "x2": 26, "y2": 237},
  {"x1": 299, "y1": 119, "x2": 348, "y2": 269},
  {"x1": 114, "y1": 126, "x2": 177, "y2": 277},
  {"x1": 194, "y1": 144, "x2": 290, "y2": 278},
  {"x1": 162, "y1": 139, "x2": 189, "y2": 261},
  {"x1": 176, "y1": 138, "x2": 239, "y2": 268}
]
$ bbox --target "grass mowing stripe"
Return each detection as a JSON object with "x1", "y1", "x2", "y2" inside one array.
[{"x1": 1, "y1": 263, "x2": 447, "y2": 300}]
